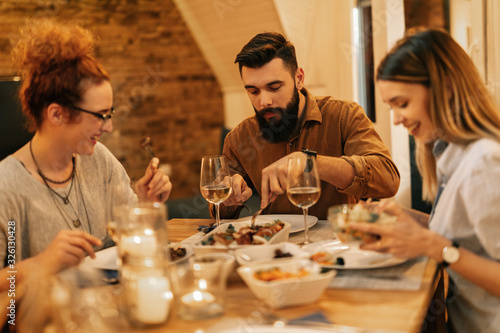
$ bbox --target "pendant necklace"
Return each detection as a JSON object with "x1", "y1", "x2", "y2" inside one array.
[
  {"x1": 30, "y1": 140, "x2": 91, "y2": 232},
  {"x1": 44, "y1": 162, "x2": 91, "y2": 232},
  {"x1": 29, "y1": 140, "x2": 76, "y2": 204},
  {"x1": 75, "y1": 171, "x2": 92, "y2": 234},
  {"x1": 43, "y1": 174, "x2": 74, "y2": 205}
]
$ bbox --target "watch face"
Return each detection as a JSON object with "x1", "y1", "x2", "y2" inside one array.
[{"x1": 443, "y1": 246, "x2": 460, "y2": 264}]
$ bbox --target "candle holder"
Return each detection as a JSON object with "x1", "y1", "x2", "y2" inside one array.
[
  {"x1": 169, "y1": 253, "x2": 234, "y2": 320},
  {"x1": 120, "y1": 256, "x2": 172, "y2": 327},
  {"x1": 114, "y1": 202, "x2": 172, "y2": 327},
  {"x1": 114, "y1": 202, "x2": 169, "y2": 265}
]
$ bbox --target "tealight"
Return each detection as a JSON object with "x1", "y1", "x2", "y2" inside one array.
[
  {"x1": 181, "y1": 290, "x2": 216, "y2": 308},
  {"x1": 121, "y1": 234, "x2": 158, "y2": 256},
  {"x1": 135, "y1": 276, "x2": 172, "y2": 324}
]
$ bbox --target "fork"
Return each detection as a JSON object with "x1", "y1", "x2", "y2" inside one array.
[
  {"x1": 140, "y1": 137, "x2": 163, "y2": 201},
  {"x1": 250, "y1": 193, "x2": 276, "y2": 228},
  {"x1": 140, "y1": 137, "x2": 155, "y2": 158}
]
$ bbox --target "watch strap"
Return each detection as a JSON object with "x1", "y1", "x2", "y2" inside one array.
[{"x1": 301, "y1": 148, "x2": 317, "y2": 157}]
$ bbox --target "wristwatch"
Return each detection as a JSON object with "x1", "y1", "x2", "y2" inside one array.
[
  {"x1": 301, "y1": 148, "x2": 317, "y2": 157},
  {"x1": 442, "y1": 241, "x2": 460, "y2": 267}
]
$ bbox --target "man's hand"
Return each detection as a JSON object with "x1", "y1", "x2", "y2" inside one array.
[
  {"x1": 260, "y1": 151, "x2": 304, "y2": 208},
  {"x1": 135, "y1": 157, "x2": 172, "y2": 203},
  {"x1": 223, "y1": 174, "x2": 253, "y2": 206}
]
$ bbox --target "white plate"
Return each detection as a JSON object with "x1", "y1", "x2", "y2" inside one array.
[
  {"x1": 227, "y1": 214, "x2": 318, "y2": 233},
  {"x1": 82, "y1": 244, "x2": 194, "y2": 270},
  {"x1": 235, "y1": 242, "x2": 310, "y2": 266},
  {"x1": 169, "y1": 243, "x2": 194, "y2": 263},
  {"x1": 195, "y1": 220, "x2": 290, "y2": 256},
  {"x1": 303, "y1": 240, "x2": 407, "y2": 270},
  {"x1": 83, "y1": 246, "x2": 119, "y2": 270}
]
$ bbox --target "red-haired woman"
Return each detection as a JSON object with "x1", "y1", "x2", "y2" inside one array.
[{"x1": 0, "y1": 20, "x2": 172, "y2": 290}]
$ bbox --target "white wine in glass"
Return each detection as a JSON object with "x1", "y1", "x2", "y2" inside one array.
[
  {"x1": 200, "y1": 156, "x2": 232, "y2": 227},
  {"x1": 288, "y1": 187, "x2": 321, "y2": 208},
  {"x1": 287, "y1": 155, "x2": 321, "y2": 245}
]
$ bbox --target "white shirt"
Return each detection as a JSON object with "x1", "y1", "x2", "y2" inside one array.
[{"x1": 430, "y1": 138, "x2": 500, "y2": 333}]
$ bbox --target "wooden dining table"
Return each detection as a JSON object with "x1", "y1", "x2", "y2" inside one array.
[{"x1": 98, "y1": 218, "x2": 445, "y2": 333}]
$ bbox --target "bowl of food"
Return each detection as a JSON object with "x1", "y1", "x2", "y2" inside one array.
[
  {"x1": 194, "y1": 219, "x2": 290, "y2": 255},
  {"x1": 234, "y1": 242, "x2": 310, "y2": 266},
  {"x1": 237, "y1": 259, "x2": 335, "y2": 308},
  {"x1": 328, "y1": 203, "x2": 397, "y2": 244}
]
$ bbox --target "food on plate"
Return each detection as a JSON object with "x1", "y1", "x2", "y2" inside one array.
[
  {"x1": 310, "y1": 251, "x2": 331, "y2": 263},
  {"x1": 310, "y1": 252, "x2": 344, "y2": 266},
  {"x1": 200, "y1": 220, "x2": 285, "y2": 246},
  {"x1": 169, "y1": 243, "x2": 187, "y2": 260},
  {"x1": 274, "y1": 249, "x2": 293, "y2": 258},
  {"x1": 253, "y1": 267, "x2": 309, "y2": 281},
  {"x1": 329, "y1": 203, "x2": 397, "y2": 244}
]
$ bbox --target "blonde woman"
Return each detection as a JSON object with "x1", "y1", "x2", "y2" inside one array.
[{"x1": 352, "y1": 28, "x2": 500, "y2": 332}]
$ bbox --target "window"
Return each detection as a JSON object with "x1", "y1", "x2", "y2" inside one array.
[{"x1": 355, "y1": 0, "x2": 376, "y2": 122}]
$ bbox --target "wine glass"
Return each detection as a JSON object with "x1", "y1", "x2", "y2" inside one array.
[
  {"x1": 287, "y1": 154, "x2": 321, "y2": 245},
  {"x1": 200, "y1": 155, "x2": 232, "y2": 227}
]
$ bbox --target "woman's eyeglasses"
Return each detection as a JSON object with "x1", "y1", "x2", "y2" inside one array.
[{"x1": 71, "y1": 105, "x2": 115, "y2": 121}]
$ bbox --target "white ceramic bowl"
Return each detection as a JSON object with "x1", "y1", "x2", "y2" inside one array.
[
  {"x1": 237, "y1": 259, "x2": 335, "y2": 309},
  {"x1": 235, "y1": 242, "x2": 310, "y2": 266},
  {"x1": 189, "y1": 252, "x2": 235, "y2": 282},
  {"x1": 194, "y1": 221, "x2": 291, "y2": 256}
]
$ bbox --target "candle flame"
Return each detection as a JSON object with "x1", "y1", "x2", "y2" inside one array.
[
  {"x1": 193, "y1": 290, "x2": 203, "y2": 301},
  {"x1": 198, "y1": 279, "x2": 208, "y2": 290},
  {"x1": 162, "y1": 291, "x2": 173, "y2": 301}
]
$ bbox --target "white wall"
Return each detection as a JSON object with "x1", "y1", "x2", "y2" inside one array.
[
  {"x1": 371, "y1": 0, "x2": 410, "y2": 208},
  {"x1": 450, "y1": 0, "x2": 485, "y2": 80},
  {"x1": 486, "y1": 0, "x2": 500, "y2": 108}
]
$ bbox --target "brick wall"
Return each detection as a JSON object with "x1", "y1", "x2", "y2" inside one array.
[{"x1": 0, "y1": 0, "x2": 224, "y2": 199}]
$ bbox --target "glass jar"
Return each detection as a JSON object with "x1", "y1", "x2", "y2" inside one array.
[{"x1": 120, "y1": 256, "x2": 172, "y2": 327}]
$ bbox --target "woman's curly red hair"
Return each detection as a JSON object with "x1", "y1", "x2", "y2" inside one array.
[{"x1": 11, "y1": 19, "x2": 110, "y2": 131}]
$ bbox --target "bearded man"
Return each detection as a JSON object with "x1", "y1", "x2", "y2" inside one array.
[{"x1": 217, "y1": 32, "x2": 400, "y2": 220}]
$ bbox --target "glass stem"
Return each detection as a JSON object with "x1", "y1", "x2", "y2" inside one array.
[
  {"x1": 215, "y1": 203, "x2": 221, "y2": 227},
  {"x1": 303, "y1": 207, "x2": 310, "y2": 244}
]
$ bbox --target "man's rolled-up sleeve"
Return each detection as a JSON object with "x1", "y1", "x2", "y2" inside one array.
[{"x1": 337, "y1": 104, "x2": 400, "y2": 199}]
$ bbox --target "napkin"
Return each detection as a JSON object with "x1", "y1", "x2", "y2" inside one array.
[
  {"x1": 287, "y1": 311, "x2": 332, "y2": 325},
  {"x1": 328, "y1": 257, "x2": 428, "y2": 291}
]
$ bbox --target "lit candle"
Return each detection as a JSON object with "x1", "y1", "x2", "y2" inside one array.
[
  {"x1": 180, "y1": 290, "x2": 216, "y2": 309},
  {"x1": 136, "y1": 276, "x2": 172, "y2": 324},
  {"x1": 121, "y1": 234, "x2": 158, "y2": 256}
]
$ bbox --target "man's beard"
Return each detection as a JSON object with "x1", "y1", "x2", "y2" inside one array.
[{"x1": 255, "y1": 88, "x2": 300, "y2": 143}]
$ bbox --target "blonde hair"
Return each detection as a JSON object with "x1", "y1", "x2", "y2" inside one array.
[
  {"x1": 11, "y1": 19, "x2": 109, "y2": 131},
  {"x1": 377, "y1": 28, "x2": 500, "y2": 201}
]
